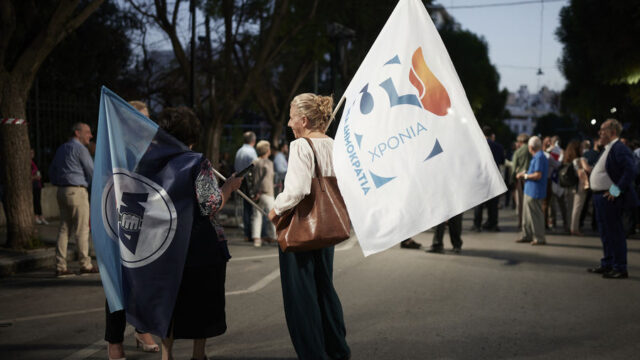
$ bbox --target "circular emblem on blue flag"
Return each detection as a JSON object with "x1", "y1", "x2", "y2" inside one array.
[{"x1": 101, "y1": 169, "x2": 177, "y2": 268}]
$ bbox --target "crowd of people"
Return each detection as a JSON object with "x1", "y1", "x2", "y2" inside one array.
[
  {"x1": 404, "y1": 119, "x2": 638, "y2": 280},
  {"x1": 11, "y1": 86, "x2": 636, "y2": 359}
]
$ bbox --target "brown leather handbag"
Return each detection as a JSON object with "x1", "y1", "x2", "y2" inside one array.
[{"x1": 273, "y1": 137, "x2": 351, "y2": 252}]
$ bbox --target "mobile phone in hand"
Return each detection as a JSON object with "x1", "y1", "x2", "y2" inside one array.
[{"x1": 236, "y1": 163, "x2": 254, "y2": 177}]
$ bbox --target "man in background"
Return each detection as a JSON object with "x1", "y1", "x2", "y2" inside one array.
[
  {"x1": 49, "y1": 122, "x2": 97, "y2": 277},
  {"x1": 235, "y1": 131, "x2": 257, "y2": 241}
]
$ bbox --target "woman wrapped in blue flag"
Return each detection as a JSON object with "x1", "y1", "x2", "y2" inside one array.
[{"x1": 155, "y1": 106, "x2": 243, "y2": 360}]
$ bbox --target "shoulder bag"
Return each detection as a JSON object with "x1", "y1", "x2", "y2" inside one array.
[{"x1": 273, "y1": 137, "x2": 351, "y2": 252}]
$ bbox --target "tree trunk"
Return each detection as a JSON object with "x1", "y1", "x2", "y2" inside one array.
[
  {"x1": 204, "y1": 118, "x2": 223, "y2": 170},
  {"x1": 0, "y1": 77, "x2": 35, "y2": 249}
]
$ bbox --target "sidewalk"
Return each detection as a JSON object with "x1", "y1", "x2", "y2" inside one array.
[{"x1": 0, "y1": 197, "x2": 247, "y2": 277}]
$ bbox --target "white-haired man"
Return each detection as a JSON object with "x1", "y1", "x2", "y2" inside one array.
[{"x1": 516, "y1": 136, "x2": 549, "y2": 245}]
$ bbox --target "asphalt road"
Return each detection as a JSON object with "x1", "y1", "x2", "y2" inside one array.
[{"x1": 1, "y1": 208, "x2": 640, "y2": 360}]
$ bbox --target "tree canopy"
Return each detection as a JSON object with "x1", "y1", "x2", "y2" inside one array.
[{"x1": 556, "y1": 0, "x2": 640, "y2": 134}]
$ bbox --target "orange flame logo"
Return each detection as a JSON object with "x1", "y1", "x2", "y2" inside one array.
[{"x1": 409, "y1": 47, "x2": 451, "y2": 116}]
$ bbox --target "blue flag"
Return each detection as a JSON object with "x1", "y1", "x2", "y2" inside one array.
[{"x1": 91, "y1": 87, "x2": 201, "y2": 336}]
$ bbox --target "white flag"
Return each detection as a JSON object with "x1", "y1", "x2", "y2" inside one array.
[{"x1": 333, "y1": 0, "x2": 507, "y2": 256}]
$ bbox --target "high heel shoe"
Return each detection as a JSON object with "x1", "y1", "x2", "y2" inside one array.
[{"x1": 134, "y1": 332, "x2": 159, "y2": 352}]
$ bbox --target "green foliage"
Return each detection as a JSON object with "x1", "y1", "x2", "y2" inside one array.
[
  {"x1": 556, "y1": 0, "x2": 640, "y2": 134},
  {"x1": 36, "y1": 0, "x2": 141, "y2": 101}
]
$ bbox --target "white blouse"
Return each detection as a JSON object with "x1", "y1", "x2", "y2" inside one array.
[{"x1": 273, "y1": 137, "x2": 335, "y2": 215}]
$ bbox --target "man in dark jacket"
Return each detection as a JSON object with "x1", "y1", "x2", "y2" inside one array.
[
  {"x1": 472, "y1": 126, "x2": 505, "y2": 231},
  {"x1": 587, "y1": 119, "x2": 638, "y2": 279}
]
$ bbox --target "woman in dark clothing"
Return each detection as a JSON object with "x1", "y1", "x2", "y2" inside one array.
[{"x1": 156, "y1": 107, "x2": 243, "y2": 360}]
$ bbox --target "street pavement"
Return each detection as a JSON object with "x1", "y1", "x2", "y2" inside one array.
[{"x1": 1, "y1": 208, "x2": 640, "y2": 359}]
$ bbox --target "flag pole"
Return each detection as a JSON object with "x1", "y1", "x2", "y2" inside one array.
[
  {"x1": 329, "y1": 95, "x2": 346, "y2": 125},
  {"x1": 212, "y1": 168, "x2": 268, "y2": 217}
]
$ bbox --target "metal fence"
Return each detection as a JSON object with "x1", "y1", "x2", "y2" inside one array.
[{"x1": 26, "y1": 96, "x2": 98, "y2": 183}]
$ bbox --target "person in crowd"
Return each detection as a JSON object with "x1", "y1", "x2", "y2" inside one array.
[
  {"x1": 273, "y1": 142, "x2": 289, "y2": 195},
  {"x1": 587, "y1": 119, "x2": 637, "y2": 279},
  {"x1": 250, "y1": 140, "x2": 276, "y2": 247},
  {"x1": 547, "y1": 135, "x2": 568, "y2": 231},
  {"x1": 31, "y1": 149, "x2": 47, "y2": 225},
  {"x1": 234, "y1": 131, "x2": 257, "y2": 242},
  {"x1": 104, "y1": 101, "x2": 159, "y2": 360},
  {"x1": 511, "y1": 133, "x2": 531, "y2": 231},
  {"x1": 268, "y1": 93, "x2": 351, "y2": 360},
  {"x1": 472, "y1": 125, "x2": 504, "y2": 232},
  {"x1": 49, "y1": 122, "x2": 97, "y2": 277},
  {"x1": 516, "y1": 136, "x2": 549, "y2": 245},
  {"x1": 559, "y1": 141, "x2": 579, "y2": 232},
  {"x1": 563, "y1": 141, "x2": 593, "y2": 236},
  {"x1": 426, "y1": 213, "x2": 463, "y2": 254},
  {"x1": 156, "y1": 107, "x2": 243, "y2": 360},
  {"x1": 580, "y1": 138, "x2": 602, "y2": 231}
]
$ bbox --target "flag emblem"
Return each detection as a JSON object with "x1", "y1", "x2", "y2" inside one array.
[
  {"x1": 333, "y1": 0, "x2": 506, "y2": 256},
  {"x1": 101, "y1": 169, "x2": 177, "y2": 269}
]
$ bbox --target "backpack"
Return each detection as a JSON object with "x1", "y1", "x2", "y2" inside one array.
[{"x1": 558, "y1": 162, "x2": 578, "y2": 187}]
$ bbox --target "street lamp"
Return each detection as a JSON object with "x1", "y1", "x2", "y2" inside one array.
[{"x1": 591, "y1": 119, "x2": 597, "y2": 125}]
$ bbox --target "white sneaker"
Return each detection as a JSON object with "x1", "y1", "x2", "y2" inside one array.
[
  {"x1": 253, "y1": 239, "x2": 262, "y2": 247},
  {"x1": 35, "y1": 218, "x2": 43, "y2": 225},
  {"x1": 41, "y1": 218, "x2": 49, "y2": 225}
]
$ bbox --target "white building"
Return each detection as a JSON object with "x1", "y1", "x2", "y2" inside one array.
[{"x1": 504, "y1": 85, "x2": 560, "y2": 135}]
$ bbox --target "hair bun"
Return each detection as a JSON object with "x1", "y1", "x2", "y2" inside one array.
[{"x1": 316, "y1": 95, "x2": 334, "y2": 122}]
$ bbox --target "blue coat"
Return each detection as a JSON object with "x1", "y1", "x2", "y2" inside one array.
[{"x1": 605, "y1": 141, "x2": 639, "y2": 209}]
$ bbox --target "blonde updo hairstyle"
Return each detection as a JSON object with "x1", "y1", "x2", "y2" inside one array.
[{"x1": 291, "y1": 93, "x2": 334, "y2": 132}]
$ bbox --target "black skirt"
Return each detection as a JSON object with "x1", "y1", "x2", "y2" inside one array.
[{"x1": 171, "y1": 262, "x2": 227, "y2": 339}]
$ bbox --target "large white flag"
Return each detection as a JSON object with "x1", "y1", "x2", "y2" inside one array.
[{"x1": 333, "y1": 0, "x2": 507, "y2": 256}]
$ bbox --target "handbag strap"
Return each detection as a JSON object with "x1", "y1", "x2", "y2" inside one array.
[{"x1": 302, "y1": 137, "x2": 326, "y2": 192}]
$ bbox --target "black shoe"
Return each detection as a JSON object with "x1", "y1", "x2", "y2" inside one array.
[
  {"x1": 426, "y1": 246, "x2": 444, "y2": 254},
  {"x1": 587, "y1": 266, "x2": 611, "y2": 274},
  {"x1": 55, "y1": 269, "x2": 75, "y2": 278},
  {"x1": 515, "y1": 238, "x2": 530, "y2": 243},
  {"x1": 400, "y1": 239, "x2": 422, "y2": 249},
  {"x1": 470, "y1": 226, "x2": 482, "y2": 232},
  {"x1": 79, "y1": 266, "x2": 99, "y2": 275},
  {"x1": 483, "y1": 225, "x2": 500, "y2": 232},
  {"x1": 452, "y1": 247, "x2": 461, "y2": 254},
  {"x1": 602, "y1": 270, "x2": 629, "y2": 279}
]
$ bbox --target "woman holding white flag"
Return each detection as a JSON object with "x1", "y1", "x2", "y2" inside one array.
[{"x1": 269, "y1": 93, "x2": 351, "y2": 360}]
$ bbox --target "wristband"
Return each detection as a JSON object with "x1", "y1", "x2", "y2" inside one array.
[
  {"x1": 609, "y1": 184, "x2": 621, "y2": 197},
  {"x1": 524, "y1": 174, "x2": 528, "y2": 180}
]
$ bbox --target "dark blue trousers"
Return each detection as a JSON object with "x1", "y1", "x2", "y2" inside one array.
[
  {"x1": 279, "y1": 246, "x2": 350, "y2": 360},
  {"x1": 242, "y1": 198, "x2": 252, "y2": 239},
  {"x1": 593, "y1": 193, "x2": 628, "y2": 271}
]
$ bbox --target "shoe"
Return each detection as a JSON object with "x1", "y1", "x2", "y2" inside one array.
[
  {"x1": 482, "y1": 225, "x2": 500, "y2": 232},
  {"x1": 470, "y1": 226, "x2": 482, "y2": 232},
  {"x1": 35, "y1": 217, "x2": 43, "y2": 225},
  {"x1": 253, "y1": 238, "x2": 262, "y2": 247},
  {"x1": 530, "y1": 240, "x2": 546, "y2": 246},
  {"x1": 400, "y1": 239, "x2": 422, "y2": 249},
  {"x1": 515, "y1": 238, "x2": 530, "y2": 243},
  {"x1": 41, "y1": 218, "x2": 49, "y2": 225},
  {"x1": 55, "y1": 269, "x2": 75, "y2": 278},
  {"x1": 602, "y1": 270, "x2": 629, "y2": 279},
  {"x1": 426, "y1": 246, "x2": 444, "y2": 254},
  {"x1": 79, "y1": 266, "x2": 99, "y2": 275},
  {"x1": 452, "y1": 247, "x2": 461, "y2": 254},
  {"x1": 262, "y1": 237, "x2": 276, "y2": 244},
  {"x1": 587, "y1": 266, "x2": 610, "y2": 274},
  {"x1": 134, "y1": 332, "x2": 159, "y2": 352}
]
